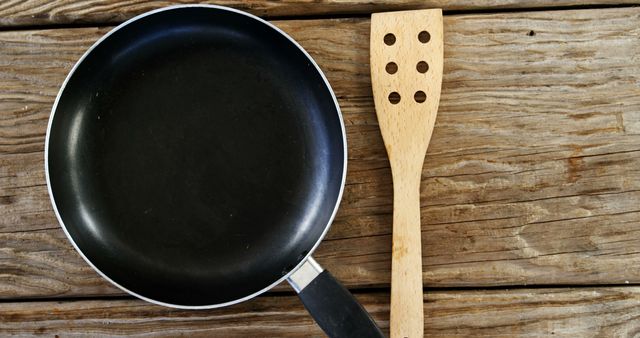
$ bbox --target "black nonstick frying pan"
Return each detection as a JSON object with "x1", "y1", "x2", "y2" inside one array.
[{"x1": 45, "y1": 5, "x2": 384, "y2": 337}]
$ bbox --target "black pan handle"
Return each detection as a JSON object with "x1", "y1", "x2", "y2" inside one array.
[{"x1": 287, "y1": 257, "x2": 385, "y2": 338}]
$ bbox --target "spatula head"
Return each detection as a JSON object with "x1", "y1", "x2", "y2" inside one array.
[{"x1": 370, "y1": 9, "x2": 443, "y2": 167}]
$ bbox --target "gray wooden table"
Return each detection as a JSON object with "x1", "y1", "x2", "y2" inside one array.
[{"x1": 1, "y1": 1, "x2": 640, "y2": 336}]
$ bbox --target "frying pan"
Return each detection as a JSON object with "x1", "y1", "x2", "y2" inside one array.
[{"x1": 45, "y1": 5, "x2": 384, "y2": 337}]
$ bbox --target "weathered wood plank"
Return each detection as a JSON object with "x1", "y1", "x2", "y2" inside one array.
[
  {"x1": 1, "y1": 1, "x2": 639, "y2": 27},
  {"x1": 2, "y1": 8, "x2": 640, "y2": 299},
  {"x1": 2, "y1": 287, "x2": 640, "y2": 336}
]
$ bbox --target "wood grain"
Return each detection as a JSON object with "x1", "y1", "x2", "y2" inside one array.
[
  {"x1": 370, "y1": 9, "x2": 444, "y2": 337},
  {"x1": 1, "y1": 1, "x2": 639, "y2": 27},
  {"x1": 2, "y1": 8, "x2": 640, "y2": 299},
  {"x1": 2, "y1": 287, "x2": 640, "y2": 336}
]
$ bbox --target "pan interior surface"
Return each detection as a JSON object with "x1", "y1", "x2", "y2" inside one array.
[{"x1": 47, "y1": 7, "x2": 344, "y2": 306}]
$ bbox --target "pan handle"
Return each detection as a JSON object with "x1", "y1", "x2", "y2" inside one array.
[{"x1": 287, "y1": 257, "x2": 386, "y2": 338}]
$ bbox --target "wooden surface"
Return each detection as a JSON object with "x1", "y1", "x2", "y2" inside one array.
[
  {"x1": 2, "y1": 2, "x2": 640, "y2": 336},
  {"x1": 3, "y1": 7, "x2": 640, "y2": 299},
  {"x1": 1, "y1": 1, "x2": 639, "y2": 27},
  {"x1": 2, "y1": 287, "x2": 640, "y2": 336},
  {"x1": 370, "y1": 9, "x2": 444, "y2": 337}
]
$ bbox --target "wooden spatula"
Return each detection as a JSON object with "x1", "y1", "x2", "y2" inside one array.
[{"x1": 370, "y1": 9, "x2": 443, "y2": 338}]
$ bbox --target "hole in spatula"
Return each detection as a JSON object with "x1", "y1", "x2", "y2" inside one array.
[
  {"x1": 418, "y1": 30, "x2": 430, "y2": 43},
  {"x1": 414, "y1": 90, "x2": 426, "y2": 103},
  {"x1": 388, "y1": 92, "x2": 401, "y2": 104},
  {"x1": 384, "y1": 33, "x2": 396, "y2": 46},
  {"x1": 417, "y1": 61, "x2": 429, "y2": 73},
  {"x1": 386, "y1": 62, "x2": 398, "y2": 74}
]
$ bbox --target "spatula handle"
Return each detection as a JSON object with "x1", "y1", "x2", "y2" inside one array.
[{"x1": 390, "y1": 167, "x2": 423, "y2": 338}]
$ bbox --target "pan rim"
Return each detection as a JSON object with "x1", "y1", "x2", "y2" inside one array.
[{"x1": 44, "y1": 4, "x2": 347, "y2": 309}]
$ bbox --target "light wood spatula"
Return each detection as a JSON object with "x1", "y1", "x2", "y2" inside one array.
[{"x1": 370, "y1": 9, "x2": 443, "y2": 338}]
